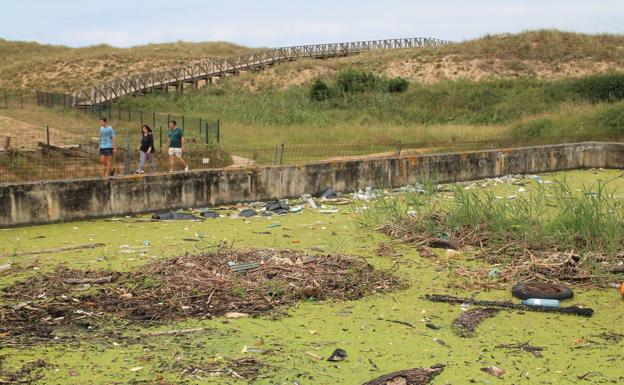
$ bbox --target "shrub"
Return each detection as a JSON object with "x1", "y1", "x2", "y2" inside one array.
[
  {"x1": 512, "y1": 119, "x2": 555, "y2": 139},
  {"x1": 594, "y1": 102, "x2": 624, "y2": 135},
  {"x1": 336, "y1": 68, "x2": 384, "y2": 93},
  {"x1": 571, "y1": 73, "x2": 624, "y2": 102},
  {"x1": 387, "y1": 77, "x2": 409, "y2": 93},
  {"x1": 309, "y1": 79, "x2": 331, "y2": 101}
]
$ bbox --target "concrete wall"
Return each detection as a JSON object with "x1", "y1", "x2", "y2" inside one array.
[{"x1": 1, "y1": 142, "x2": 622, "y2": 227}]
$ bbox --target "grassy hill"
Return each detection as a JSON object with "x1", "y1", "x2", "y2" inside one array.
[
  {"x1": 2, "y1": 30, "x2": 624, "y2": 158},
  {"x1": 0, "y1": 39, "x2": 251, "y2": 91},
  {"x1": 2, "y1": 30, "x2": 624, "y2": 92}
]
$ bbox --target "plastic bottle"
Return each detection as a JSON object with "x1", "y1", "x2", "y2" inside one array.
[{"x1": 521, "y1": 298, "x2": 560, "y2": 307}]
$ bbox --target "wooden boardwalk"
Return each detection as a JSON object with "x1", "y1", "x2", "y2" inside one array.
[{"x1": 72, "y1": 37, "x2": 449, "y2": 106}]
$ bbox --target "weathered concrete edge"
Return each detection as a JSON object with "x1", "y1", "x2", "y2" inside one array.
[{"x1": 1, "y1": 141, "x2": 622, "y2": 227}]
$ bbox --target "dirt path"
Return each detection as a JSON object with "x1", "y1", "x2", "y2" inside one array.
[{"x1": 0, "y1": 115, "x2": 83, "y2": 150}]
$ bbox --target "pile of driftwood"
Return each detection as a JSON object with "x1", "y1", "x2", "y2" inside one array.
[{"x1": 0, "y1": 248, "x2": 403, "y2": 342}]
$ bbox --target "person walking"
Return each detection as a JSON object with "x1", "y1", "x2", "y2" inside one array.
[
  {"x1": 136, "y1": 125, "x2": 155, "y2": 174},
  {"x1": 99, "y1": 117, "x2": 116, "y2": 177},
  {"x1": 167, "y1": 120, "x2": 188, "y2": 172}
]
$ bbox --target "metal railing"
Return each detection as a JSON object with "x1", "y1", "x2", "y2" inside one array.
[
  {"x1": 0, "y1": 88, "x2": 28, "y2": 109},
  {"x1": 72, "y1": 37, "x2": 450, "y2": 105}
]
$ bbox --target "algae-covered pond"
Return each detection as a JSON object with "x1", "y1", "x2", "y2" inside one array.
[{"x1": 1, "y1": 169, "x2": 623, "y2": 385}]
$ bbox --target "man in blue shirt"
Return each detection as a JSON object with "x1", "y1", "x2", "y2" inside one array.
[{"x1": 99, "y1": 117, "x2": 116, "y2": 177}]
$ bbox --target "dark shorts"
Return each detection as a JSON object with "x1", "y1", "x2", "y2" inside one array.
[{"x1": 100, "y1": 148, "x2": 113, "y2": 156}]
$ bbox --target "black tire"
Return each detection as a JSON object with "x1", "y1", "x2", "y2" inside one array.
[{"x1": 512, "y1": 282, "x2": 574, "y2": 300}]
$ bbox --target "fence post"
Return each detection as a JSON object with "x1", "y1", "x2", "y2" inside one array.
[
  {"x1": 46, "y1": 125, "x2": 50, "y2": 146},
  {"x1": 123, "y1": 133, "x2": 132, "y2": 175},
  {"x1": 167, "y1": 113, "x2": 170, "y2": 127},
  {"x1": 20, "y1": 91, "x2": 23, "y2": 108},
  {"x1": 140, "y1": 110, "x2": 143, "y2": 125},
  {"x1": 280, "y1": 143, "x2": 285, "y2": 165},
  {"x1": 159, "y1": 126, "x2": 163, "y2": 151},
  {"x1": 182, "y1": 115, "x2": 185, "y2": 129},
  {"x1": 205, "y1": 122, "x2": 209, "y2": 144},
  {"x1": 152, "y1": 112, "x2": 156, "y2": 130},
  {"x1": 273, "y1": 144, "x2": 278, "y2": 165},
  {"x1": 128, "y1": 107, "x2": 131, "y2": 122},
  {"x1": 117, "y1": 105, "x2": 121, "y2": 121},
  {"x1": 3, "y1": 89, "x2": 6, "y2": 109},
  {"x1": 199, "y1": 118, "x2": 202, "y2": 135},
  {"x1": 217, "y1": 119, "x2": 220, "y2": 143}
]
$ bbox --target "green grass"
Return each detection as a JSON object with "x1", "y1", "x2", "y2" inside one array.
[{"x1": 116, "y1": 73, "x2": 624, "y2": 149}]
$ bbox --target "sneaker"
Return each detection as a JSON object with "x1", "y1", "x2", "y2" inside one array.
[{"x1": 184, "y1": 166, "x2": 189, "y2": 172}]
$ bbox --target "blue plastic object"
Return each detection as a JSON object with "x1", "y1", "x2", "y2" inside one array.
[{"x1": 521, "y1": 298, "x2": 560, "y2": 307}]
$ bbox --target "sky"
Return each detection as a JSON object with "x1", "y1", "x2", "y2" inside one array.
[{"x1": 1, "y1": 0, "x2": 623, "y2": 48}]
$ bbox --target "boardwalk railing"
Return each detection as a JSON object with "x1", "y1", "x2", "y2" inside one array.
[{"x1": 72, "y1": 37, "x2": 450, "y2": 106}]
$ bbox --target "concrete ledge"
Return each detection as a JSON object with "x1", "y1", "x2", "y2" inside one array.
[{"x1": 1, "y1": 142, "x2": 622, "y2": 227}]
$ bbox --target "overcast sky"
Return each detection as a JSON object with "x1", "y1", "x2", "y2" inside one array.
[{"x1": 2, "y1": 0, "x2": 623, "y2": 48}]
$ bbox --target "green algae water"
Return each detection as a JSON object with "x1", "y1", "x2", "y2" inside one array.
[{"x1": 1, "y1": 169, "x2": 623, "y2": 384}]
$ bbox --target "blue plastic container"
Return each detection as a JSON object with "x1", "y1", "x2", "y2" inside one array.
[{"x1": 521, "y1": 298, "x2": 560, "y2": 307}]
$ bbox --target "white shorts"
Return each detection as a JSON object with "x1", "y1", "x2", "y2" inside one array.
[{"x1": 168, "y1": 148, "x2": 182, "y2": 157}]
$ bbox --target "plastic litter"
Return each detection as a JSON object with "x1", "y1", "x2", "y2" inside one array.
[
  {"x1": 327, "y1": 348, "x2": 347, "y2": 362},
  {"x1": 151, "y1": 212, "x2": 198, "y2": 220},
  {"x1": 320, "y1": 188, "x2": 337, "y2": 199},
  {"x1": 522, "y1": 298, "x2": 561, "y2": 307},
  {"x1": 0, "y1": 264, "x2": 11, "y2": 273},
  {"x1": 142, "y1": 240, "x2": 150, "y2": 247},
  {"x1": 201, "y1": 210, "x2": 220, "y2": 218},
  {"x1": 289, "y1": 205, "x2": 304, "y2": 213},
  {"x1": 239, "y1": 209, "x2": 257, "y2": 218}
]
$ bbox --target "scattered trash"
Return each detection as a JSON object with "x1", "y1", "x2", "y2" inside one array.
[
  {"x1": 63, "y1": 276, "x2": 116, "y2": 285},
  {"x1": 306, "y1": 198, "x2": 318, "y2": 208},
  {"x1": 289, "y1": 205, "x2": 304, "y2": 213},
  {"x1": 265, "y1": 201, "x2": 290, "y2": 214},
  {"x1": 512, "y1": 281, "x2": 574, "y2": 300},
  {"x1": 183, "y1": 238, "x2": 200, "y2": 242},
  {"x1": 143, "y1": 240, "x2": 150, "y2": 247},
  {"x1": 488, "y1": 268, "x2": 500, "y2": 278},
  {"x1": 425, "y1": 294, "x2": 593, "y2": 317},
  {"x1": 239, "y1": 209, "x2": 257, "y2": 218},
  {"x1": 319, "y1": 188, "x2": 337, "y2": 199},
  {"x1": 425, "y1": 323, "x2": 440, "y2": 330},
  {"x1": 0, "y1": 264, "x2": 11, "y2": 273},
  {"x1": 452, "y1": 308, "x2": 500, "y2": 337},
  {"x1": 305, "y1": 351, "x2": 323, "y2": 361},
  {"x1": 327, "y1": 348, "x2": 347, "y2": 362},
  {"x1": 266, "y1": 223, "x2": 281, "y2": 229},
  {"x1": 227, "y1": 261, "x2": 260, "y2": 273},
  {"x1": 521, "y1": 298, "x2": 560, "y2": 307},
  {"x1": 129, "y1": 367, "x2": 143, "y2": 372},
  {"x1": 201, "y1": 210, "x2": 220, "y2": 219},
  {"x1": 151, "y1": 212, "x2": 199, "y2": 220},
  {"x1": 225, "y1": 312, "x2": 249, "y2": 319},
  {"x1": 428, "y1": 238, "x2": 460, "y2": 250},
  {"x1": 481, "y1": 366, "x2": 505, "y2": 377},
  {"x1": 362, "y1": 364, "x2": 445, "y2": 385},
  {"x1": 242, "y1": 346, "x2": 268, "y2": 354},
  {"x1": 323, "y1": 197, "x2": 352, "y2": 205},
  {"x1": 266, "y1": 257, "x2": 294, "y2": 266},
  {"x1": 318, "y1": 209, "x2": 339, "y2": 214}
]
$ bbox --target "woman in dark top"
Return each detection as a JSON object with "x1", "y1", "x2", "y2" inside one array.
[{"x1": 136, "y1": 125, "x2": 156, "y2": 173}]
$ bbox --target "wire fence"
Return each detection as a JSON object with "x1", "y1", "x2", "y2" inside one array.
[
  {"x1": 36, "y1": 91, "x2": 221, "y2": 145},
  {"x1": 2, "y1": 133, "x2": 613, "y2": 184},
  {"x1": 0, "y1": 89, "x2": 29, "y2": 109}
]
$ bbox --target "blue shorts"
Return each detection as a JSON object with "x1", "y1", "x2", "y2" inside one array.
[{"x1": 100, "y1": 148, "x2": 113, "y2": 156}]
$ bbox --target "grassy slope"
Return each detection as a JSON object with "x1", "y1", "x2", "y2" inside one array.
[
  {"x1": 0, "y1": 39, "x2": 252, "y2": 91},
  {"x1": 3, "y1": 30, "x2": 624, "y2": 154}
]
